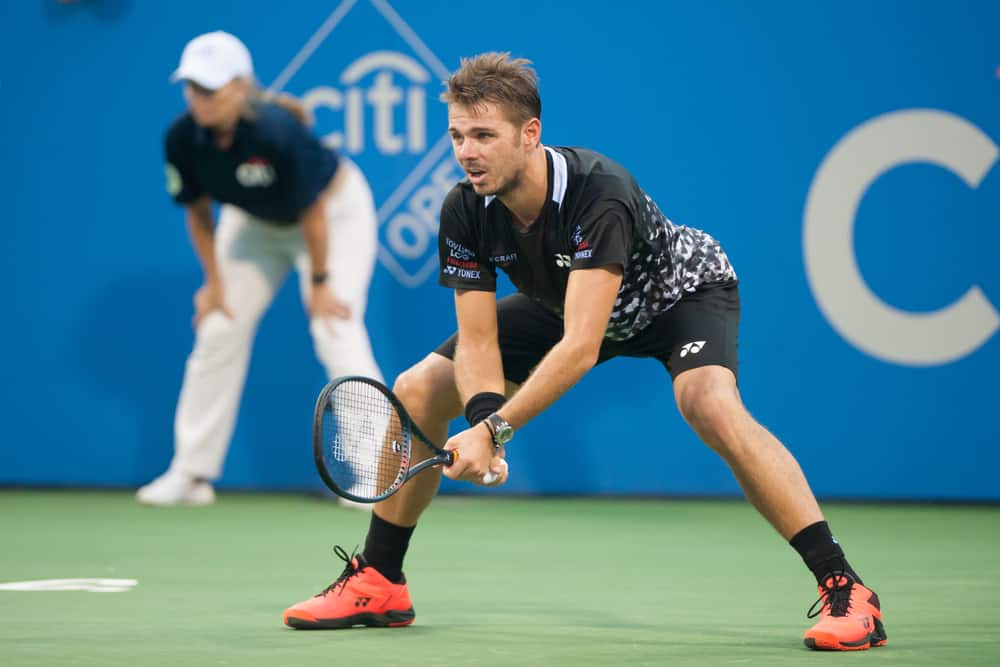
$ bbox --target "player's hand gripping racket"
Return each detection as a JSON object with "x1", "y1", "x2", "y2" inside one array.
[{"x1": 313, "y1": 376, "x2": 499, "y2": 503}]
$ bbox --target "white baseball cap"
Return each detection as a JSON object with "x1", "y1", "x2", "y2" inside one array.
[{"x1": 171, "y1": 31, "x2": 254, "y2": 90}]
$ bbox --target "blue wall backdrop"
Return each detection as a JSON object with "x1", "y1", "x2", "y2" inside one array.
[{"x1": 2, "y1": 0, "x2": 997, "y2": 499}]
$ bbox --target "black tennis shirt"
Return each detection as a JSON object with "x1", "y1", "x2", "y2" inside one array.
[{"x1": 438, "y1": 146, "x2": 737, "y2": 341}]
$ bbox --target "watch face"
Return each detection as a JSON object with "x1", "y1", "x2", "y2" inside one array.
[
  {"x1": 495, "y1": 428, "x2": 513, "y2": 445},
  {"x1": 489, "y1": 414, "x2": 513, "y2": 445}
]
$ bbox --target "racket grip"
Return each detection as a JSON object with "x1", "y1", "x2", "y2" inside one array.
[{"x1": 445, "y1": 450, "x2": 457, "y2": 466}]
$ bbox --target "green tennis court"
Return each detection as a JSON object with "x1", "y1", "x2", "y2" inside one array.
[{"x1": 2, "y1": 490, "x2": 998, "y2": 666}]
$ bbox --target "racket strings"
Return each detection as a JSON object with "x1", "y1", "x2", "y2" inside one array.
[{"x1": 321, "y1": 380, "x2": 409, "y2": 500}]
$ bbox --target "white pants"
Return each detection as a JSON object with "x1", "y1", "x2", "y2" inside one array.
[{"x1": 171, "y1": 159, "x2": 383, "y2": 480}]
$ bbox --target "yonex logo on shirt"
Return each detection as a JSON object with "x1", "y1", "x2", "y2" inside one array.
[
  {"x1": 443, "y1": 265, "x2": 481, "y2": 279},
  {"x1": 680, "y1": 340, "x2": 707, "y2": 357},
  {"x1": 554, "y1": 254, "x2": 571, "y2": 268}
]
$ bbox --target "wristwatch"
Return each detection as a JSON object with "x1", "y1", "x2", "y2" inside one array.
[{"x1": 484, "y1": 412, "x2": 514, "y2": 448}]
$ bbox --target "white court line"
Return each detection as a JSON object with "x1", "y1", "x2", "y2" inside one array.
[{"x1": 0, "y1": 578, "x2": 138, "y2": 592}]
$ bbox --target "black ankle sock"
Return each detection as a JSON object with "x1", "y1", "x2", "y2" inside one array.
[
  {"x1": 789, "y1": 520, "x2": 863, "y2": 585},
  {"x1": 362, "y1": 512, "x2": 414, "y2": 584}
]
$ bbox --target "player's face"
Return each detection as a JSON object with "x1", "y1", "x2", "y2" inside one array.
[
  {"x1": 184, "y1": 78, "x2": 248, "y2": 130},
  {"x1": 448, "y1": 102, "x2": 530, "y2": 197}
]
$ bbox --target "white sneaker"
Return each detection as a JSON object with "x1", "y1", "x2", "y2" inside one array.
[{"x1": 136, "y1": 469, "x2": 215, "y2": 506}]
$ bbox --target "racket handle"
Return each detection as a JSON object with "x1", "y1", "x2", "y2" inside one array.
[{"x1": 444, "y1": 450, "x2": 499, "y2": 484}]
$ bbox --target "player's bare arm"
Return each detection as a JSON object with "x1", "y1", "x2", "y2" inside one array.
[
  {"x1": 446, "y1": 264, "x2": 623, "y2": 485},
  {"x1": 443, "y1": 288, "x2": 509, "y2": 483},
  {"x1": 498, "y1": 264, "x2": 623, "y2": 429},
  {"x1": 452, "y1": 288, "x2": 505, "y2": 400}
]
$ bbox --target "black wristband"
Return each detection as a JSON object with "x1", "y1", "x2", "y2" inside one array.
[
  {"x1": 311, "y1": 271, "x2": 329, "y2": 285},
  {"x1": 464, "y1": 392, "x2": 506, "y2": 427}
]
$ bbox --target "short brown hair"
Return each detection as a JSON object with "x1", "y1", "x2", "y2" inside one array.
[{"x1": 441, "y1": 52, "x2": 541, "y2": 125}]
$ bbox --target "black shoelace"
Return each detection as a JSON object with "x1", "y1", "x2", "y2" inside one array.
[
  {"x1": 807, "y1": 571, "x2": 855, "y2": 619},
  {"x1": 317, "y1": 545, "x2": 361, "y2": 597}
]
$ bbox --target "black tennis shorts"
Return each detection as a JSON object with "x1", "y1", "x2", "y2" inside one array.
[{"x1": 433, "y1": 281, "x2": 740, "y2": 385}]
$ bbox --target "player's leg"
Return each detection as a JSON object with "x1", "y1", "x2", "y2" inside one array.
[
  {"x1": 355, "y1": 297, "x2": 555, "y2": 579},
  {"x1": 297, "y1": 158, "x2": 383, "y2": 382},
  {"x1": 672, "y1": 366, "x2": 886, "y2": 649},
  {"x1": 282, "y1": 351, "x2": 462, "y2": 629},
  {"x1": 283, "y1": 294, "x2": 558, "y2": 629},
  {"x1": 376, "y1": 353, "x2": 465, "y2": 526},
  {"x1": 137, "y1": 206, "x2": 291, "y2": 506},
  {"x1": 642, "y1": 282, "x2": 885, "y2": 650},
  {"x1": 674, "y1": 366, "x2": 822, "y2": 537},
  {"x1": 371, "y1": 293, "x2": 557, "y2": 530}
]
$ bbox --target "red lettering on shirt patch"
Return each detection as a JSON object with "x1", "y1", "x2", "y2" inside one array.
[{"x1": 447, "y1": 257, "x2": 480, "y2": 269}]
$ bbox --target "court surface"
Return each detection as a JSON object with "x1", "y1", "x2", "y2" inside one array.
[{"x1": 2, "y1": 490, "x2": 998, "y2": 666}]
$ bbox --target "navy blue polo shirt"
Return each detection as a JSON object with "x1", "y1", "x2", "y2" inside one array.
[{"x1": 164, "y1": 101, "x2": 338, "y2": 225}]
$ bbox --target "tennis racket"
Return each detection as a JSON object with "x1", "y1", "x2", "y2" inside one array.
[{"x1": 313, "y1": 376, "x2": 499, "y2": 503}]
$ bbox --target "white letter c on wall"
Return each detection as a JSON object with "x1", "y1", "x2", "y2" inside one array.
[{"x1": 804, "y1": 109, "x2": 999, "y2": 366}]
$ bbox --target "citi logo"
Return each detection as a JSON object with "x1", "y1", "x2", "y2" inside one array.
[
  {"x1": 303, "y1": 51, "x2": 428, "y2": 155},
  {"x1": 271, "y1": 0, "x2": 458, "y2": 288},
  {"x1": 554, "y1": 254, "x2": 571, "y2": 268},
  {"x1": 679, "y1": 340, "x2": 707, "y2": 357}
]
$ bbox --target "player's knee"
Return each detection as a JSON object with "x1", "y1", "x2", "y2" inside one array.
[
  {"x1": 393, "y1": 358, "x2": 461, "y2": 422},
  {"x1": 676, "y1": 378, "x2": 738, "y2": 438}
]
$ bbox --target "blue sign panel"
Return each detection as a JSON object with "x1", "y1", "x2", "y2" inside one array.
[{"x1": 1, "y1": 1, "x2": 997, "y2": 499}]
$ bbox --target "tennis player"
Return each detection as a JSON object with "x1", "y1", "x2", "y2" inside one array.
[
  {"x1": 283, "y1": 52, "x2": 887, "y2": 651},
  {"x1": 137, "y1": 31, "x2": 382, "y2": 507}
]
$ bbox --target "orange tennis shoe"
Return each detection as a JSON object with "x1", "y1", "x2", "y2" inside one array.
[
  {"x1": 803, "y1": 573, "x2": 887, "y2": 650},
  {"x1": 283, "y1": 546, "x2": 415, "y2": 629}
]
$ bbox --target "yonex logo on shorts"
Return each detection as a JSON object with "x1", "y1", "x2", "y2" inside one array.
[
  {"x1": 680, "y1": 340, "x2": 707, "y2": 357},
  {"x1": 554, "y1": 254, "x2": 571, "y2": 268}
]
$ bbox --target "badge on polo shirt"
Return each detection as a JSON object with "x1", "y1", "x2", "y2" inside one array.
[{"x1": 235, "y1": 157, "x2": 276, "y2": 187}]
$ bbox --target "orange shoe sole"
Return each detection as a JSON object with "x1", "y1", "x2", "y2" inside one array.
[
  {"x1": 804, "y1": 617, "x2": 887, "y2": 651},
  {"x1": 284, "y1": 607, "x2": 415, "y2": 629}
]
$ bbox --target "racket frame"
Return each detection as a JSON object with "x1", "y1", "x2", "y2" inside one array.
[{"x1": 312, "y1": 376, "x2": 455, "y2": 503}]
